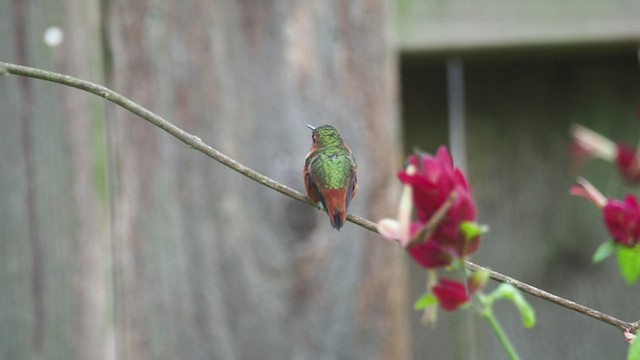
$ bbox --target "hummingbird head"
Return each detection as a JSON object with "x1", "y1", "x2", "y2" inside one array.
[{"x1": 308, "y1": 124, "x2": 344, "y2": 148}]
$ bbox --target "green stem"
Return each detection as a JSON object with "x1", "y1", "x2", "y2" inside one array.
[{"x1": 482, "y1": 308, "x2": 520, "y2": 360}]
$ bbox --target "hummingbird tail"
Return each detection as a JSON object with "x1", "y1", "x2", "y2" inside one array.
[
  {"x1": 321, "y1": 188, "x2": 349, "y2": 230},
  {"x1": 331, "y1": 212, "x2": 345, "y2": 230}
]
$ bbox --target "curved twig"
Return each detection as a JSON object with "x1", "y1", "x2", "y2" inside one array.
[
  {"x1": 1, "y1": 60, "x2": 636, "y2": 335},
  {"x1": 464, "y1": 262, "x2": 633, "y2": 332}
]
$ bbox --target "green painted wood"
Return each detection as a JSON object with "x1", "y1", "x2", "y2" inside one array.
[{"x1": 397, "y1": 0, "x2": 640, "y2": 52}]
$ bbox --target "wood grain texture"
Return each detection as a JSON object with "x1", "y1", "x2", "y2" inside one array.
[
  {"x1": 1, "y1": 0, "x2": 113, "y2": 359},
  {"x1": 59, "y1": 1, "x2": 115, "y2": 359},
  {"x1": 104, "y1": 0, "x2": 406, "y2": 359},
  {"x1": 2, "y1": 0, "x2": 405, "y2": 359}
]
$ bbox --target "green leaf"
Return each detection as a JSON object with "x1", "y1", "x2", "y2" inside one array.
[
  {"x1": 413, "y1": 293, "x2": 437, "y2": 310},
  {"x1": 617, "y1": 245, "x2": 640, "y2": 285},
  {"x1": 460, "y1": 221, "x2": 489, "y2": 241},
  {"x1": 487, "y1": 283, "x2": 536, "y2": 329},
  {"x1": 592, "y1": 241, "x2": 616, "y2": 264},
  {"x1": 628, "y1": 333, "x2": 640, "y2": 360}
]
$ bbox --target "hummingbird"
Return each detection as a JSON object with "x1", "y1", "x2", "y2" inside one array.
[{"x1": 304, "y1": 124, "x2": 358, "y2": 230}]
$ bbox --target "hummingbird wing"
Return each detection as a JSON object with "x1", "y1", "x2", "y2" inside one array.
[
  {"x1": 304, "y1": 163, "x2": 327, "y2": 209},
  {"x1": 345, "y1": 169, "x2": 357, "y2": 209}
]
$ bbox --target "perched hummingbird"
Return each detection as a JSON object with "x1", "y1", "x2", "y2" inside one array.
[{"x1": 304, "y1": 124, "x2": 358, "y2": 230}]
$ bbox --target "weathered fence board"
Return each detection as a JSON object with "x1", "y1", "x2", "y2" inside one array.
[{"x1": 1, "y1": 1, "x2": 406, "y2": 359}]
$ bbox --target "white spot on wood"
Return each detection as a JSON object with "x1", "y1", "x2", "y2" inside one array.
[{"x1": 43, "y1": 26, "x2": 64, "y2": 47}]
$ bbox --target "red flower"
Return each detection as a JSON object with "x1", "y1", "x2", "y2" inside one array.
[
  {"x1": 434, "y1": 189, "x2": 479, "y2": 257},
  {"x1": 615, "y1": 144, "x2": 640, "y2": 185},
  {"x1": 603, "y1": 194, "x2": 640, "y2": 247},
  {"x1": 432, "y1": 278, "x2": 469, "y2": 311},
  {"x1": 407, "y1": 236, "x2": 453, "y2": 269},
  {"x1": 571, "y1": 179, "x2": 640, "y2": 247},
  {"x1": 398, "y1": 147, "x2": 474, "y2": 223},
  {"x1": 397, "y1": 146, "x2": 479, "y2": 262}
]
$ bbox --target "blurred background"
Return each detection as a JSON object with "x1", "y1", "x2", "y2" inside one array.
[{"x1": 1, "y1": 0, "x2": 639, "y2": 359}]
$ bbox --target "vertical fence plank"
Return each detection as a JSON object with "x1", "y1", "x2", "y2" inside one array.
[
  {"x1": 104, "y1": 1, "x2": 407, "y2": 359},
  {"x1": 1, "y1": 1, "x2": 113, "y2": 359}
]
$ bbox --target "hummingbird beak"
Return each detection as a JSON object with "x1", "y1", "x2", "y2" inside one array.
[{"x1": 306, "y1": 124, "x2": 316, "y2": 131}]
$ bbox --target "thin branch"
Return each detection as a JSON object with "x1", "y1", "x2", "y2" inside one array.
[
  {"x1": 1, "y1": 60, "x2": 636, "y2": 334},
  {"x1": 465, "y1": 262, "x2": 632, "y2": 332}
]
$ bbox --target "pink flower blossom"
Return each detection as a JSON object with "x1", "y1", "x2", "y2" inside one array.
[
  {"x1": 570, "y1": 124, "x2": 640, "y2": 185},
  {"x1": 377, "y1": 219, "x2": 454, "y2": 268},
  {"x1": 570, "y1": 124, "x2": 616, "y2": 165},
  {"x1": 569, "y1": 177, "x2": 606, "y2": 208},
  {"x1": 624, "y1": 328, "x2": 637, "y2": 343}
]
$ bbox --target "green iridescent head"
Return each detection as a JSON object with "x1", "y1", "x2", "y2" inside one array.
[{"x1": 307, "y1": 124, "x2": 344, "y2": 148}]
